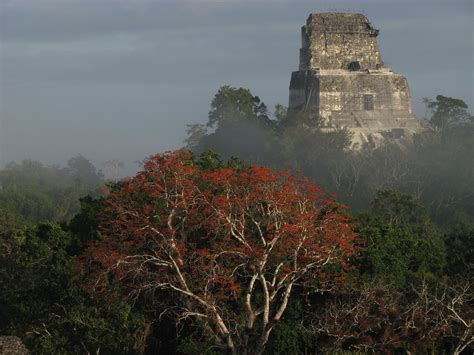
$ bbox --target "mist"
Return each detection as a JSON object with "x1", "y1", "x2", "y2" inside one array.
[
  {"x1": 1, "y1": 2, "x2": 474, "y2": 352},
  {"x1": 1, "y1": 0, "x2": 473, "y2": 174}
]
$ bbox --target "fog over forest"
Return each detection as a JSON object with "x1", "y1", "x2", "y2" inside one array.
[
  {"x1": 1, "y1": 0, "x2": 473, "y2": 174},
  {"x1": 1, "y1": 1, "x2": 474, "y2": 354}
]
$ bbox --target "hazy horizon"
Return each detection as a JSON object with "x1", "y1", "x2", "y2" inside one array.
[{"x1": 1, "y1": 0, "x2": 473, "y2": 175}]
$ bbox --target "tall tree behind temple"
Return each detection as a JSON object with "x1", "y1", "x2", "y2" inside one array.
[
  {"x1": 185, "y1": 86, "x2": 276, "y2": 164},
  {"x1": 423, "y1": 95, "x2": 473, "y2": 129},
  {"x1": 185, "y1": 85, "x2": 352, "y2": 181}
]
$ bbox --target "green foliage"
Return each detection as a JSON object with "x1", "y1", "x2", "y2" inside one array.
[
  {"x1": 0, "y1": 157, "x2": 103, "y2": 223},
  {"x1": 208, "y1": 85, "x2": 270, "y2": 129},
  {"x1": 67, "y1": 195, "x2": 105, "y2": 252},
  {"x1": 0, "y1": 219, "x2": 146, "y2": 354},
  {"x1": 176, "y1": 330, "x2": 221, "y2": 355},
  {"x1": 357, "y1": 191, "x2": 446, "y2": 287},
  {"x1": 444, "y1": 221, "x2": 474, "y2": 277},
  {"x1": 424, "y1": 95, "x2": 473, "y2": 129},
  {"x1": 1, "y1": 223, "x2": 72, "y2": 329},
  {"x1": 275, "y1": 122, "x2": 352, "y2": 185},
  {"x1": 194, "y1": 150, "x2": 248, "y2": 172},
  {"x1": 187, "y1": 86, "x2": 276, "y2": 163},
  {"x1": 67, "y1": 155, "x2": 104, "y2": 187},
  {"x1": 28, "y1": 299, "x2": 146, "y2": 355},
  {"x1": 263, "y1": 297, "x2": 316, "y2": 355}
]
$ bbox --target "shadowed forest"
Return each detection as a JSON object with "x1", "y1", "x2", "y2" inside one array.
[{"x1": 1, "y1": 88, "x2": 473, "y2": 354}]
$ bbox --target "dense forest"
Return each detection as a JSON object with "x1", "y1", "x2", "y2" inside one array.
[{"x1": 1, "y1": 88, "x2": 473, "y2": 354}]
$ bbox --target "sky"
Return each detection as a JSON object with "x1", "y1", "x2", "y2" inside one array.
[{"x1": 1, "y1": 0, "x2": 473, "y2": 173}]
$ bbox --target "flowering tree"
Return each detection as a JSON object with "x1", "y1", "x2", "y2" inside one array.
[{"x1": 79, "y1": 151, "x2": 361, "y2": 354}]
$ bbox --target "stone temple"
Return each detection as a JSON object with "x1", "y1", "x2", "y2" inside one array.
[{"x1": 288, "y1": 13, "x2": 422, "y2": 148}]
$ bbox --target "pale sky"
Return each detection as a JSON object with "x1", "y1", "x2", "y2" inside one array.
[{"x1": 1, "y1": 0, "x2": 473, "y2": 173}]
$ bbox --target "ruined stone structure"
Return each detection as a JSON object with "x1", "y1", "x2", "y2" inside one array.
[{"x1": 289, "y1": 13, "x2": 422, "y2": 148}]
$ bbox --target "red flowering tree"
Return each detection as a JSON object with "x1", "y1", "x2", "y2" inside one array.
[{"x1": 79, "y1": 151, "x2": 361, "y2": 354}]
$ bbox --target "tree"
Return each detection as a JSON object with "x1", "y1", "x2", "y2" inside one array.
[
  {"x1": 313, "y1": 280, "x2": 473, "y2": 354},
  {"x1": 357, "y1": 190, "x2": 446, "y2": 287},
  {"x1": 0, "y1": 158, "x2": 104, "y2": 223},
  {"x1": 423, "y1": 95, "x2": 473, "y2": 129},
  {"x1": 79, "y1": 150, "x2": 361, "y2": 354},
  {"x1": 444, "y1": 221, "x2": 474, "y2": 277},
  {"x1": 276, "y1": 120, "x2": 352, "y2": 187},
  {"x1": 410, "y1": 122, "x2": 474, "y2": 223},
  {"x1": 208, "y1": 86, "x2": 270, "y2": 129},
  {"x1": 189, "y1": 86, "x2": 275, "y2": 163},
  {"x1": 273, "y1": 104, "x2": 287, "y2": 123},
  {"x1": 0, "y1": 221, "x2": 147, "y2": 354},
  {"x1": 67, "y1": 155, "x2": 104, "y2": 188},
  {"x1": 184, "y1": 123, "x2": 208, "y2": 151}
]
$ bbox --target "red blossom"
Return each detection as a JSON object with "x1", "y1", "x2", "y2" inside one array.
[{"x1": 78, "y1": 150, "x2": 362, "y2": 353}]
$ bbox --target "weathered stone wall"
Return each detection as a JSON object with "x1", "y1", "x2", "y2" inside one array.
[
  {"x1": 289, "y1": 70, "x2": 320, "y2": 112},
  {"x1": 289, "y1": 70, "x2": 414, "y2": 117},
  {"x1": 299, "y1": 13, "x2": 382, "y2": 71},
  {"x1": 318, "y1": 73, "x2": 414, "y2": 122}
]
